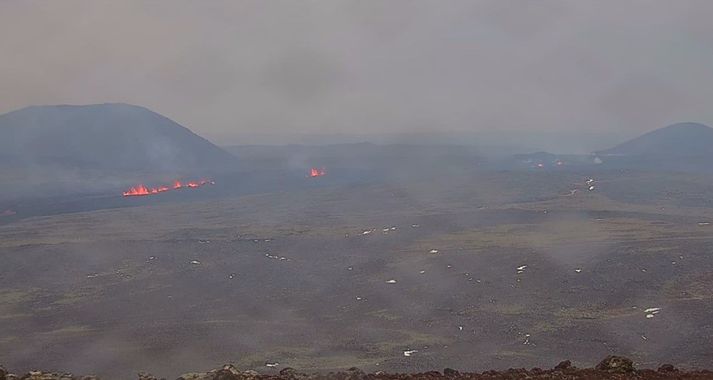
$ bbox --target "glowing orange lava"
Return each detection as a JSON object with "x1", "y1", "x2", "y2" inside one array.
[
  {"x1": 310, "y1": 168, "x2": 326, "y2": 177},
  {"x1": 123, "y1": 179, "x2": 213, "y2": 197}
]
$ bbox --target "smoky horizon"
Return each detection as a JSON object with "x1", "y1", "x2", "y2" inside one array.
[
  {"x1": 3, "y1": 2, "x2": 713, "y2": 380},
  {"x1": 3, "y1": 0, "x2": 713, "y2": 148}
]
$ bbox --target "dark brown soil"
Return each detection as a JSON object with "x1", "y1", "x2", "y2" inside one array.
[{"x1": 4, "y1": 357, "x2": 713, "y2": 380}]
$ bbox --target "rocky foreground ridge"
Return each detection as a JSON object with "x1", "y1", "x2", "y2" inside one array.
[{"x1": 3, "y1": 357, "x2": 713, "y2": 380}]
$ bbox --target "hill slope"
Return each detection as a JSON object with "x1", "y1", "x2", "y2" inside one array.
[
  {"x1": 0, "y1": 103, "x2": 235, "y2": 172},
  {"x1": 598, "y1": 122, "x2": 713, "y2": 158}
]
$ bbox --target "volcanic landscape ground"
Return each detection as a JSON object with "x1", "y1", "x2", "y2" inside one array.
[{"x1": 1, "y1": 170, "x2": 713, "y2": 379}]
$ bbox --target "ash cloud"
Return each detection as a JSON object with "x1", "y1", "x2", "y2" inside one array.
[{"x1": 2, "y1": 1, "x2": 713, "y2": 148}]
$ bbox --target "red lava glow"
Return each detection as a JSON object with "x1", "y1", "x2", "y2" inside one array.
[
  {"x1": 123, "y1": 179, "x2": 214, "y2": 197},
  {"x1": 310, "y1": 167, "x2": 326, "y2": 177}
]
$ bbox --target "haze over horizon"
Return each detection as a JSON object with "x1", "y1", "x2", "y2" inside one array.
[
  {"x1": 3, "y1": 1, "x2": 713, "y2": 150},
  {"x1": 6, "y1": 3, "x2": 713, "y2": 378}
]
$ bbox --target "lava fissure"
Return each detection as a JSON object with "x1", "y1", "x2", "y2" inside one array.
[
  {"x1": 310, "y1": 167, "x2": 326, "y2": 177},
  {"x1": 123, "y1": 179, "x2": 214, "y2": 197}
]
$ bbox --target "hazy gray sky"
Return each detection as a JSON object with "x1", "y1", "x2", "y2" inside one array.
[{"x1": 2, "y1": 0, "x2": 713, "y2": 145}]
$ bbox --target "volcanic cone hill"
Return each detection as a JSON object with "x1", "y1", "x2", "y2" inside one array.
[
  {"x1": 0, "y1": 103, "x2": 235, "y2": 172},
  {"x1": 595, "y1": 122, "x2": 713, "y2": 172},
  {"x1": 0, "y1": 104, "x2": 235, "y2": 199},
  {"x1": 598, "y1": 122, "x2": 713, "y2": 158}
]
